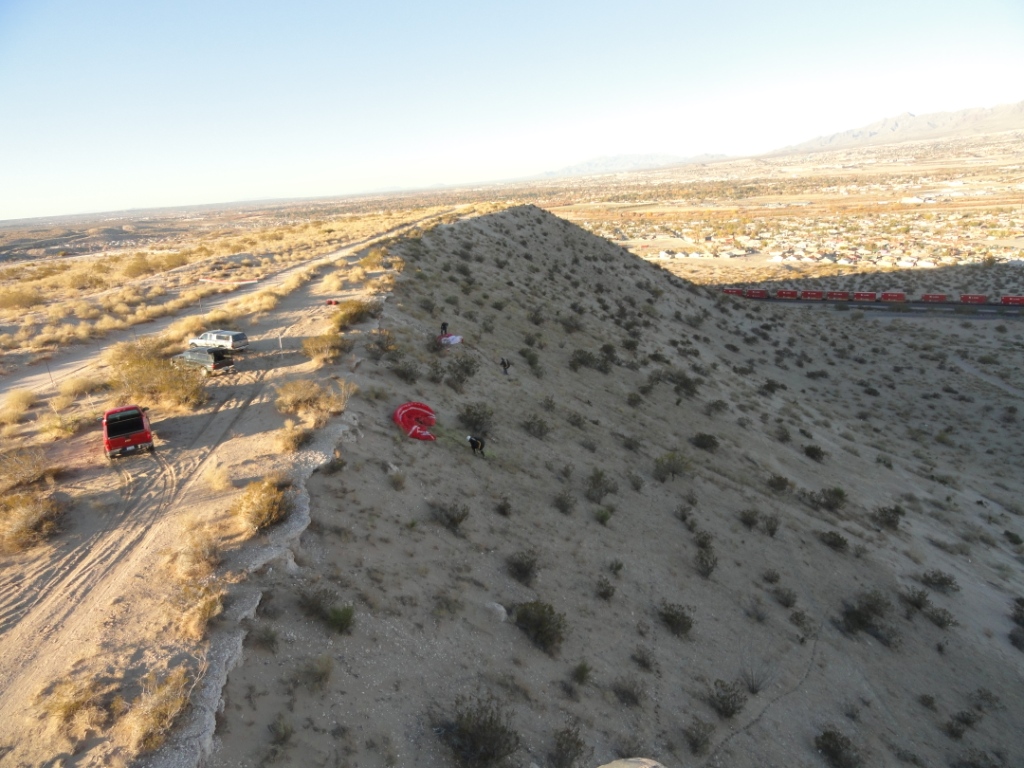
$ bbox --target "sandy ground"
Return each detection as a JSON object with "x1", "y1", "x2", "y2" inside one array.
[
  {"x1": 0, "y1": 202, "x2": 1020, "y2": 768},
  {"x1": 0, "y1": 219, "x2": 432, "y2": 766},
  {"x1": 192, "y1": 206, "x2": 1023, "y2": 768}
]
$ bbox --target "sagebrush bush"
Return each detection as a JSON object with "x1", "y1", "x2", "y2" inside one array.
[
  {"x1": 441, "y1": 694, "x2": 521, "y2": 768},
  {"x1": 105, "y1": 338, "x2": 207, "y2": 408},
  {"x1": 301, "y1": 334, "x2": 346, "y2": 362},
  {"x1": 458, "y1": 402, "x2": 494, "y2": 435},
  {"x1": 275, "y1": 378, "x2": 355, "y2": 426},
  {"x1": 0, "y1": 492, "x2": 61, "y2": 552},
  {"x1": 707, "y1": 679, "x2": 747, "y2": 718},
  {"x1": 920, "y1": 569, "x2": 960, "y2": 592},
  {"x1": 553, "y1": 489, "x2": 576, "y2": 515},
  {"x1": 739, "y1": 508, "x2": 760, "y2": 529},
  {"x1": 819, "y1": 530, "x2": 849, "y2": 552},
  {"x1": 872, "y1": 505, "x2": 905, "y2": 530},
  {"x1": 691, "y1": 433, "x2": 720, "y2": 452},
  {"x1": 696, "y1": 546, "x2": 718, "y2": 578},
  {"x1": 761, "y1": 513, "x2": 780, "y2": 537},
  {"x1": 549, "y1": 722, "x2": 590, "y2": 768},
  {"x1": 815, "y1": 726, "x2": 862, "y2": 768},
  {"x1": 329, "y1": 299, "x2": 379, "y2": 331},
  {"x1": 118, "y1": 667, "x2": 191, "y2": 757},
  {"x1": 513, "y1": 600, "x2": 567, "y2": 654},
  {"x1": 0, "y1": 446, "x2": 51, "y2": 493},
  {"x1": 521, "y1": 414, "x2": 550, "y2": 439},
  {"x1": 809, "y1": 487, "x2": 847, "y2": 511},
  {"x1": 767, "y1": 473, "x2": 791, "y2": 492},
  {"x1": 583, "y1": 468, "x2": 618, "y2": 503},
  {"x1": 658, "y1": 601, "x2": 693, "y2": 637},
  {"x1": 507, "y1": 550, "x2": 538, "y2": 585},
  {"x1": 232, "y1": 479, "x2": 290, "y2": 533},
  {"x1": 653, "y1": 451, "x2": 688, "y2": 482},
  {"x1": 683, "y1": 716, "x2": 715, "y2": 755},
  {"x1": 804, "y1": 444, "x2": 826, "y2": 462},
  {"x1": 430, "y1": 500, "x2": 470, "y2": 534}
]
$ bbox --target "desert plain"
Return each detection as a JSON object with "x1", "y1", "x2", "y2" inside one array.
[{"x1": 0, "y1": 130, "x2": 1022, "y2": 768}]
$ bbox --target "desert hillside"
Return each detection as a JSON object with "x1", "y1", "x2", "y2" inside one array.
[{"x1": 200, "y1": 205, "x2": 1023, "y2": 768}]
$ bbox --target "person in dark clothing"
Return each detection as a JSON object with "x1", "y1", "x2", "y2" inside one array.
[
  {"x1": 500, "y1": 358, "x2": 511, "y2": 375},
  {"x1": 467, "y1": 435, "x2": 485, "y2": 457},
  {"x1": 440, "y1": 322, "x2": 449, "y2": 335}
]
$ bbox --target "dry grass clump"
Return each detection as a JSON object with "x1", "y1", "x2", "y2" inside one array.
[
  {"x1": 58, "y1": 375, "x2": 110, "y2": 400},
  {"x1": 118, "y1": 666, "x2": 193, "y2": 757},
  {"x1": 275, "y1": 378, "x2": 356, "y2": 426},
  {"x1": 231, "y1": 478, "x2": 291, "y2": 534},
  {"x1": 1, "y1": 388, "x2": 37, "y2": 425},
  {"x1": 277, "y1": 420, "x2": 314, "y2": 453},
  {"x1": 301, "y1": 333, "x2": 350, "y2": 363},
  {"x1": 0, "y1": 445, "x2": 52, "y2": 492},
  {"x1": 173, "y1": 582, "x2": 226, "y2": 640},
  {"x1": 38, "y1": 677, "x2": 107, "y2": 732},
  {"x1": 104, "y1": 338, "x2": 207, "y2": 408},
  {"x1": 329, "y1": 299, "x2": 380, "y2": 332},
  {"x1": 204, "y1": 464, "x2": 233, "y2": 492},
  {"x1": 0, "y1": 492, "x2": 61, "y2": 552}
]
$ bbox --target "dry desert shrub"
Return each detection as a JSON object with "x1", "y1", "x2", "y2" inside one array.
[
  {"x1": 707, "y1": 678, "x2": 747, "y2": 718},
  {"x1": 118, "y1": 666, "x2": 193, "y2": 757},
  {"x1": 275, "y1": 378, "x2": 356, "y2": 426},
  {"x1": 104, "y1": 338, "x2": 207, "y2": 408},
  {"x1": 683, "y1": 716, "x2": 715, "y2": 755},
  {"x1": 440, "y1": 694, "x2": 522, "y2": 768},
  {"x1": 0, "y1": 492, "x2": 61, "y2": 552},
  {"x1": 1, "y1": 388, "x2": 37, "y2": 425},
  {"x1": 513, "y1": 600, "x2": 567, "y2": 655},
  {"x1": 653, "y1": 451, "x2": 688, "y2": 482},
  {"x1": 329, "y1": 299, "x2": 380, "y2": 332},
  {"x1": 169, "y1": 518, "x2": 221, "y2": 582},
  {"x1": 232, "y1": 478, "x2": 291, "y2": 534},
  {"x1": 506, "y1": 549, "x2": 538, "y2": 585},
  {"x1": 815, "y1": 726, "x2": 863, "y2": 768},
  {"x1": 276, "y1": 420, "x2": 313, "y2": 453},
  {"x1": 658, "y1": 601, "x2": 693, "y2": 637},
  {"x1": 204, "y1": 464, "x2": 233, "y2": 492},
  {"x1": 0, "y1": 445, "x2": 51, "y2": 492},
  {"x1": 174, "y1": 582, "x2": 226, "y2": 640},
  {"x1": 38, "y1": 677, "x2": 107, "y2": 739},
  {"x1": 430, "y1": 499, "x2": 470, "y2": 534},
  {"x1": 301, "y1": 333, "x2": 348, "y2": 363},
  {"x1": 298, "y1": 587, "x2": 356, "y2": 634},
  {"x1": 549, "y1": 722, "x2": 591, "y2": 768}
]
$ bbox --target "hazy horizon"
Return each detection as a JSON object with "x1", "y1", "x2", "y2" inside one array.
[{"x1": 2, "y1": 0, "x2": 1023, "y2": 220}]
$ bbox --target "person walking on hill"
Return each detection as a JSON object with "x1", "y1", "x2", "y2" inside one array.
[
  {"x1": 440, "y1": 322, "x2": 449, "y2": 335},
  {"x1": 500, "y1": 358, "x2": 511, "y2": 375},
  {"x1": 467, "y1": 435, "x2": 485, "y2": 457}
]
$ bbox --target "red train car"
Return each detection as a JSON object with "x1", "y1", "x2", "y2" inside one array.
[
  {"x1": 960, "y1": 294, "x2": 987, "y2": 304},
  {"x1": 1000, "y1": 296, "x2": 1024, "y2": 305},
  {"x1": 776, "y1": 289, "x2": 798, "y2": 300},
  {"x1": 800, "y1": 290, "x2": 825, "y2": 300},
  {"x1": 722, "y1": 288, "x2": 744, "y2": 296},
  {"x1": 853, "y1": 292, "x2": 877, "y2": 301},
  {"x1": 881, "y1": 292, "x2": 906, "y2": 302},
  {"x1": 827, "y1": 291, "x2": 851, "y2": 300},
  {"x1": 745, "y1": 289, "x2": 768, "y2": 299},
  {"x1": 921, "y1": 294, "x2": 948, "y2": 302}
]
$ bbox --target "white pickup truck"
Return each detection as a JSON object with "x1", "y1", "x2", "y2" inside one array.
[{"x1": 187, "y1": 329, "x2": 249, "y2": 351}]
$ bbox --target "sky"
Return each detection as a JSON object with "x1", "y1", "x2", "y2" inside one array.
[{"x1": 1, "y1": 0, "x2": 1023, "y2": 220}]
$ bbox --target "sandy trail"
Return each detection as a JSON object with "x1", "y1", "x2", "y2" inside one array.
[{"x1": 0, "y1": 214, "x2": 441, "y2": 762}]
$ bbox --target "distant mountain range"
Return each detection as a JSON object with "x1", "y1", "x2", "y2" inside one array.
[
  {"x1": 780, "y1": 99, "x2": 1024, "y2": 153},
  {"x1": 541, "y1": 153, "x2": 727, "y2": 178}
]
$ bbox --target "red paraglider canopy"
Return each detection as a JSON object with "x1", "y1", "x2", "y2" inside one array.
[{"x1": 393, "y1": 401, "x2": 437, "y2": 441}]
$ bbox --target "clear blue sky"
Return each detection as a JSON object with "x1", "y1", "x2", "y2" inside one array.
[{"x1": 1, "y1": 0, "x2": 1022, "y2": 220}]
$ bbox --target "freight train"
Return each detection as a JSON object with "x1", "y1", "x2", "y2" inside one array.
[{"x1": 722, "y1": 288, "x2": 1024, "y2": 306}]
